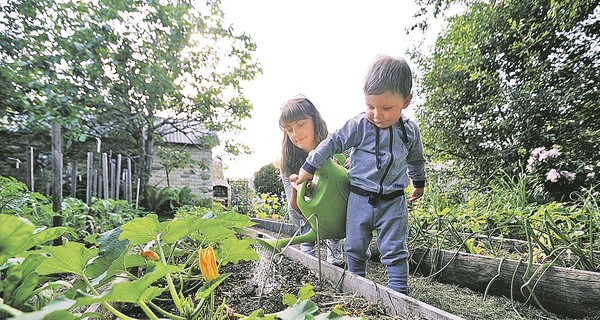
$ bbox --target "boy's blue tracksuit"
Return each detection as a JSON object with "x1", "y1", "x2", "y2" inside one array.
[{"x1": 302, "y1": 113, "x2": 426, "y2": 293}]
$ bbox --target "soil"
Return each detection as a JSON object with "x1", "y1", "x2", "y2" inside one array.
[{"x1": 216, "y1": 253, "x2": 405, "y2": 319}]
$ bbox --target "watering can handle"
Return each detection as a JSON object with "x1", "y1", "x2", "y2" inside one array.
[
  {"x1": 297, "y1": 179, "x2": 308, "y2": 201},
  {"x1": 297, "y1": 153, "x2": 346, "y2": 201},
  {"x1": 333, "y1": 153, "x2": 346, "y2": 166}
]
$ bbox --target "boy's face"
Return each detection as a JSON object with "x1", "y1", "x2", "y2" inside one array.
[{"x1": 365, "y1": 91, "x2": 412, "y2": 129}]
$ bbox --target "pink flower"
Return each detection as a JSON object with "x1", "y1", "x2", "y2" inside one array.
[
  {"x1": 545, "y1": 169, "x2": 560, "y2": 183},
  {"x1": 546, "y1": 148, "x2": 561, "y2": 158},
  {"x1": 538, "y1": 150, "x2": 550, "y2": 161},
  {"x1": 531, "y1": 147, "x2": 545, "y2": 159},
  {"x1": 561, "y1": 171, "x2": 576, "y2": 182}
]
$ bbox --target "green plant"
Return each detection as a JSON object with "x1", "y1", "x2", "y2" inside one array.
[
  {"x1": 243, "y1": 283, "x2": 363, "y2": 320},
  {"x1": 1, "y1": 208, "x2": 365, "y2": 319},
  {"x1": 526, "y1": 146, "x2": 599, "y2": 201},
  {"x1": 0, "y1": 214, "x2": 70, "y2": 318},
  {"x1": 409, "y1": 168, "x2": 600, "y2": 271},
  {"x1": 253, "y1": 164, "x2": 284, "y2": 196},
  {"x1": 252, "y1": 193, "x2": 285, "y2": 219},
  {"x1": 0, "y1": 176, "x2": 54, "y2": 226},
  {"x1": 141, "y1": 186, "x2": 180, "y2": 216},
  {"x1": 0, "y1": 210, "x2": 261, "y2": 319}
]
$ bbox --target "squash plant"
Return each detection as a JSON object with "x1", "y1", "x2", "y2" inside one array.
[
  {"x1": 0, "y1": 210, "x2": 259, "y2": 319},
  {"x1": 0, "y1": 211, "x2": 364, "y2": 319}
]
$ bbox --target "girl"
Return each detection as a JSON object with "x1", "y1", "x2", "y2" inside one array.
[{"x1": 278, "y1": 95, "x2": 343, "y2": 266}]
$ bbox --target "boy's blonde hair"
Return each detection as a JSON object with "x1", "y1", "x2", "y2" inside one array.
[{"x1": 363, "y1": 55, "x2": 413, "y2": 98}]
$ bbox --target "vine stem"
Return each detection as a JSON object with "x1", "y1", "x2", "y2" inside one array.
[
  {"x1": 156, "y1": 236, "x2": 183, "y2": 313},
  {"x1": 82, "y1": 275, "x2": 136, "y2": 320},
  {"x1": 138, "y1": 300, "x2": 159, "y2": 320},
  {"x1": 148, "y1": 301, "x2": 187, "y2": 320}
]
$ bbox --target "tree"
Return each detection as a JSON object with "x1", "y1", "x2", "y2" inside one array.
[
  {"x1": 0, "y1": 0, "x2": 261, "y2": 192},
  {"x1": 253, "y1": 164, "x2": 284, "y2": 197},
  {"x1": 410, "y1": 0, "x2": 599, "y2": 188}
]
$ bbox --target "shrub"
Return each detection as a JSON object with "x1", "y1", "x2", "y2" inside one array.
[
  {"x1": 526, "y1": 146, "x2": 599, "y2": 201},
  {"x1": 253, "y1": 163, "x2": 284, "y2": 196}
]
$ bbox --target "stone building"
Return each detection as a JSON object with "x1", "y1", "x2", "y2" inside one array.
[
  {"x1": 212, "y1": 156, "x2": 231, "y2": 205},
  {"x1": 147, "y1": 122, "x2": 215, "y2": 200}
]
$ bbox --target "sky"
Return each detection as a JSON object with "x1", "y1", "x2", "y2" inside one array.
[{"x1": 217, "y1": 1, "x2": 441, "y2": 179}]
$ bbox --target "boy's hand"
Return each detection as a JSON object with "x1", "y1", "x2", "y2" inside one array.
[
  {"x1": 290, "y1": 169, "x2": 314, "y2": 190},
  {"x1": 407, "y1": 187, "x2": 424, "y2": 202}
]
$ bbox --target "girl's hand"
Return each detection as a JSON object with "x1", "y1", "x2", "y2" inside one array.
[{"x1": 289, "y1": 174, "x2": 300, "y2": 190}]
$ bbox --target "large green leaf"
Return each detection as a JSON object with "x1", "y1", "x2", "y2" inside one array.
[
  {"x1": 96, "y1": 227, "x2": 129, "y2": 262},
  {"x1": 8, "y1": 297, "x2": 76, "y2": 320},
  {"x1": 216, "y1": 211, "x2": 257, "y2": 228},
  {"x1": 120, "y1": 214, "x2": 191, "y2": 245},
  {"x1": 191, "y1": 225, "x2": 236, "y2": 245},
  {"x1": 185, "y1": 216, "x2": 228, "y2": 233},
  {"x1": 29, "y1": 242, "x2": 98, "y2": 276},
  {"x1": 0, "y1": 214, "x2": 35, "y2": 265},
  {"x1": 158, "y1": 219, "x2": 189, "y2": 243},
  {"x1": 276, "y1": 300, "x2": 319, "y2": 320},
  {"x1": 218, "y1": 238, "x2": 259, "y2": 266},
  {"x1": 87, "y1": 252, "x2": 146, "y2": 287},
  {"x1": 23, "y1": 227, "x2": 69, "y2": 252},
  {"x1": 119, "y1": 214, "x2": 160, "y2": 245}
]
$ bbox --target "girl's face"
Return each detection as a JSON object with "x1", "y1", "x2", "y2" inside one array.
[
  {"x1": 283, "y1": 117, "x2": 316, "y2": 152},
  {"x1": 365, "y1": 90, "x2": 412, "y2": 129}
]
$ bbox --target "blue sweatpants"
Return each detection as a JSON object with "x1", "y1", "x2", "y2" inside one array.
[{"x1": 344, "y1": 191, "x2": 409, "y2": 293}]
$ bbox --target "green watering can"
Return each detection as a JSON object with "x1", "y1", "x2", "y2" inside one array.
[{"x1": 257, "y1": 155, "x2": 350, "y2": 253}]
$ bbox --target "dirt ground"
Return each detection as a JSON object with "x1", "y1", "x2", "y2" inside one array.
[{"x1": 216, "y1": 253, "x2": 415, "y2": 319}]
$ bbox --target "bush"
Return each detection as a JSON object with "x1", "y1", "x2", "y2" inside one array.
[
  {"x1": 253, "y1": 163, "x2": 284, "y2": 196},
  {"x1": 526, "y1": 146, "x2": 599, "y2": 201}
]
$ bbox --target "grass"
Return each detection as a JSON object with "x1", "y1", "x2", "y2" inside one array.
[{"x1": 365, "y1": 261, "x2": 598, "y2": 320}]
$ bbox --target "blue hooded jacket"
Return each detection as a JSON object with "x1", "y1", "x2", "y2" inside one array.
[{"x1": 302, "y1": 113, "x2": 426, "y2": 195}]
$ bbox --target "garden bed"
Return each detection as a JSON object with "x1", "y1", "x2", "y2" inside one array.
[
  {"x1": 252, "y1": 218, "x2": 600, "y2": 320},
  {"x1": 250, "y1": 229, "x2": 462, "y2": 320},
  {"x1": 410, "y1": 247, "x2": 600, "y2": 318}
]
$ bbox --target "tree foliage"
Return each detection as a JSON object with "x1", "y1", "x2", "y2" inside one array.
[
  {"x1": 253, "y1": 163, "x2": 284, "y2": 197},
  {"x1": 412, "y1": 0, "x2": 599, "y2": 187},
  {"x1": 0, "y1": 0, "x2": 261, "y2": 190}
]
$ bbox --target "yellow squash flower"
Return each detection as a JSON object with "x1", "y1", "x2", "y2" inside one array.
[{"x1": 199, "y1": 246, "x2": 219, "y2": 282}]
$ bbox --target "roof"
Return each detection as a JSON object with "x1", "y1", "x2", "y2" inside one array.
[{"x1": 157, "y1": 118, "x2": 218, "y2": 146}]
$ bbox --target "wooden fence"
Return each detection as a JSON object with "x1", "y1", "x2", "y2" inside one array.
[{"x1": 13, "y1": 125, "x2": 140, "y2": 207}]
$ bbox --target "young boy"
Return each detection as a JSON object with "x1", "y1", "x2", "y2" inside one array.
[{"x1": 292, "y1": 55, "x2": 426, "y2": 294}]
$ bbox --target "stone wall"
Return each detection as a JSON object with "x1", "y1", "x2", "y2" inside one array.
[{"x1": 147, "y1": 145, "x2": 213, "y2": 199}]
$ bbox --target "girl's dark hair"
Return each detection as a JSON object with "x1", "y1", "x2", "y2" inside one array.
[{"x1": 279, "y1": 95, "x2": 328, "y2": 176}]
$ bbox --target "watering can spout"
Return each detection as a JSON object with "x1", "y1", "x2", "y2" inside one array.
[
  {"x1": 255, "y1": 230, "x2": 317, "y2": 253},
  {"x1": 256, "y1": 156, "x2": 350, "y2": 253}
]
